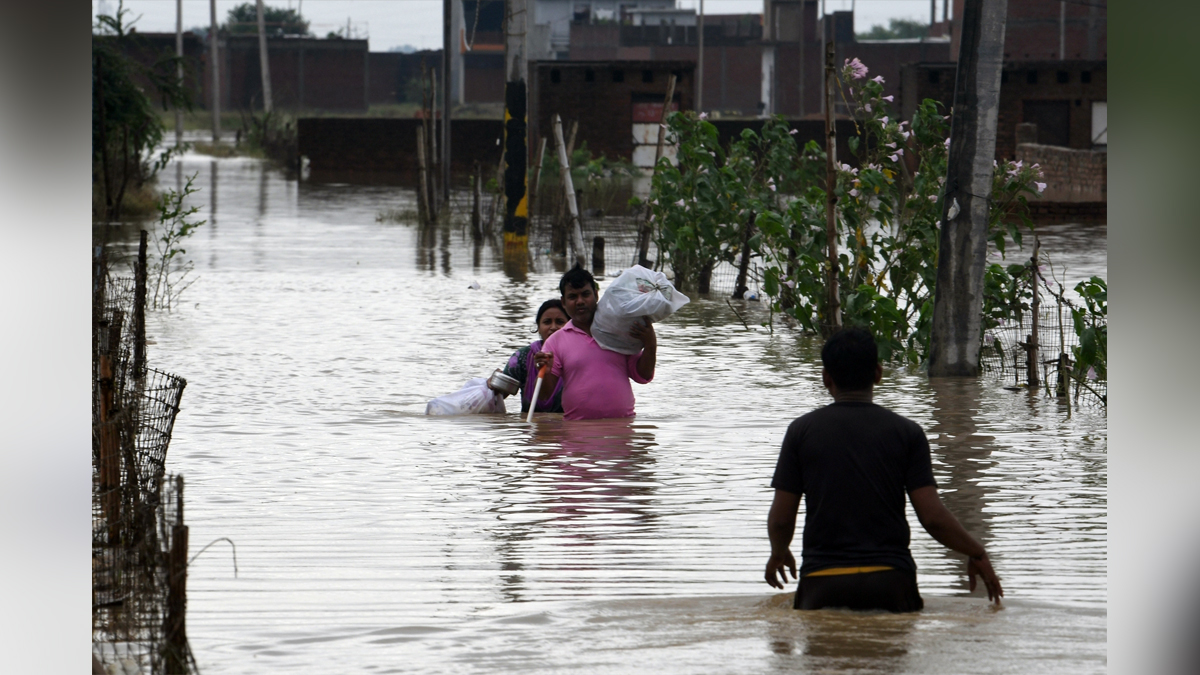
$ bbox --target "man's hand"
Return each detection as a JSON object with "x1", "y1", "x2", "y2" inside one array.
[
  {"x1": 967, "y1": 553, "x2": 1004, "y2": 605},
  {"x1": 629, "y1": 317, "x2": 656, "y2": 348},
  {"x1": 533, "y1": 351, "x2": 553, "y2": 371},
  {"x1": 764, "y1": 550, "x2": 797, "y2": 589}
]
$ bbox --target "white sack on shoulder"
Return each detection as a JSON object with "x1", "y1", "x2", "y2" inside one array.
[
  {"x1": 426, "y1": 378, "x2": 507, "y2": 415},
  {"x1": 591, "y1": 265, "x2": 690, "y2": 355}
]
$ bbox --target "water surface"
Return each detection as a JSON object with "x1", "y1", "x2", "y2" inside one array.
[{"x1": 141, "y1": 156, "x2": 1107, "y2": 673}]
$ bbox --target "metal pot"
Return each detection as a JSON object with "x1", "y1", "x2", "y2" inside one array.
[{"x1": 487, "y1": 370, "x2": 520, "y2": 396}]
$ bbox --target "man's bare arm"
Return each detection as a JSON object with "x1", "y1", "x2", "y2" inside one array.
[
  {"x1": 764, "y1": 489, "x2": 801, "y2": 589},
  {"x1": 909, "y1": 485, "x2": 1004, "y2": 603}
]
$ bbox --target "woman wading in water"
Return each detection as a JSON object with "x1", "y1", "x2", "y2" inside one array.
[{"x1": 491, "y1": 299, "x2": 567, "y2": 413}]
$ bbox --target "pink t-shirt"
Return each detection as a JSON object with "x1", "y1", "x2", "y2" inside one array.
[{"x1": 542, "y1": 320, "x2": 652, "y2": 420}]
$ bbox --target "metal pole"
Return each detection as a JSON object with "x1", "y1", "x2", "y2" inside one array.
[
  {"x1": 443, "y1": 0, "x2": 452, "y2": 198},
  {"x1": 502, "y1": 0, "x2": 530, "y2": 257},
  {"x1": 697, "y1": 0, "x2": 704, "y2": 112},
  {"x1": 1059, "y1": 1, "x2": 1066, "y2": 60},
  {"x1": 175, "y1": 0, "x2": 183, "y2": 146},
  {"x1": 256, "y1": 0, "x2": 273, "y2": 113},
  {"x1": 210, "y1": 0, "x2": 221, "y2": 141},
  {"x1": 928, "y1": 0, "x2": 1009, "y2": 376}
]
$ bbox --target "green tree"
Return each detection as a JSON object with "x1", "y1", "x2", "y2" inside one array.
[
  {"x1": 856, "y1": 18, "x2": 929, "y2": 41},
  {"x1": 224, "y1": 3, "x2": 310, "y2": 36},
  {"x1": 93, "y1": 1, "x2": 190, "y2": 220}
]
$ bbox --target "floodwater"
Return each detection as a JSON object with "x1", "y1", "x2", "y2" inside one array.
[{"x1": 138, "y1": 156, "x2": 1107, "y2": 674}]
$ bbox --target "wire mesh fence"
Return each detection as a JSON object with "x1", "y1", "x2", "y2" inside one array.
[
  {"x1": 94, "y1": 244, "x2": 195, "y2": 674},
  {"x1": 979, "y1": 303, "x2": 1107, "y2": 407}
]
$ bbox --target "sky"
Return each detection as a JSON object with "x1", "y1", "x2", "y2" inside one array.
[{"x1": 92, "y1": 0, "x2": 949, "y2": 52}]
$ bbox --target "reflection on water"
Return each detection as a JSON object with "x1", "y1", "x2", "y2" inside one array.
[{"x1": 138, "y1": 155, "x2": 1107, "y2": 674}]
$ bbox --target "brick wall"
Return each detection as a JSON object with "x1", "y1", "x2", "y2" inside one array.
[
  {"x1": 297, "y1": 118, "x2": 504, "y2": 180},
  {"x1": 217, "y1": 36, "x2": 369, "y2": 111},
  {"x1": 951, "y1": 0, "x2": 1107, "y2": 61},
  {"x1": 902, "y1": 61, "x2": 1106, "y2": 160},
  {"x1": 1015, "y1": 143, "x2": 1106, "y2": 203}
]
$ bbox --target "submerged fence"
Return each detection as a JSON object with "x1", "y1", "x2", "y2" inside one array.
[
  {"x1": 93, "y1": 237, "x2": 195, "y2": 674},
  {"x1": 980, "y1": 303, "x2": 1107, "y2": 407}
]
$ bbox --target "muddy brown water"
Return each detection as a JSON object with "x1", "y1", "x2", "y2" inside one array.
[{"x1": 137, "y1": 156, "x2": 1106, "y2": 673}]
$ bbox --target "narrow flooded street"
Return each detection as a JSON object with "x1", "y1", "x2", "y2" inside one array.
[{"x1": 138, "y1": 155, "x2": 1106, "y2": 673}]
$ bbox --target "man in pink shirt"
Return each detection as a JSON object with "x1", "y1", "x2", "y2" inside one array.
[{"x1": 534, "y1": 266, "x2": 657, "y2": 420}]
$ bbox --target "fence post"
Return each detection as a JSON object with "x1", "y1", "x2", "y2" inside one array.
[
  {"x1": 552, "y1": 121, "x2": 578, "y2": 257},
  {"x1": 733, "y1": 212, "x2": 756, "y2": 299},
  {"x1": 471, "y1": 163, "x2": 482, "y2": 237},
  {"x1": 592, "y1": 236, "x2": 605, "y2": 275},
  {"x1": 1027, "y1": 237, "x2": 1041, "y2": 387},
  {"x1": 134, "y1": 231, "x2": 148, "y2": 378},
  {"x1": 164, "y1": 475, "x2": 190, "y2": 674},
  {"x1": 529, "y1": 137, "x2": 548, "y2": 218},
  {"x1": 99, "y1": 310, "x2": 123, "y2": 545}
]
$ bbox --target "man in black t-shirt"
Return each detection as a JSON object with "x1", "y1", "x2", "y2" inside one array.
[{"x1": 764, "y1": 328, "x2": 1003, "y2": 612}]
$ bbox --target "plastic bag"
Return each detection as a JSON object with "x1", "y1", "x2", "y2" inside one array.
[
  {"x1": 591, "y1": 265, "x2": 690, "y2": 355},
  {"x1": 425, "y1": 378, "x2": 507, "y2": 415}
]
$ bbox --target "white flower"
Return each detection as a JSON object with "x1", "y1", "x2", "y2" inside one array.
[
  {"x1": 881, "y1": 116, "x2": 889, "y2": 125},
  {"x1": 872, "y1": 76, "x2": 885, "y2": 84},
  {"x1": 864, "y1": 103, "x2": 872, "y2": 113},
  {"x1": 674, "y1": 199, "x2": 685, "y2": 207},
  {"x1": 784, "y1": 280, "x2": 796, "y2": 289},
  {"x1": 850, "y1": 188, "x2": 860, "y2": 197},
  {"x1": 896, "y1": 148, "x2": 904, "y2": 156},
  {"x1": 928, "y1": 195, "x2": 937, "y2": 202},
  {"x1": 984, "y1": 334, "x2": 995, "y2": 346},
  {"x1": 789, "y1": 128, "x2": 799, "y2": 135},
  {"x1": 944, "y1": 138, "x2": 951, "y2": 148},
  {"x1": 1086, "y1": 366, "x2": 1097, "y2": 380},
  {"x1": 889, "y1": 153, "x2": 900, "y2": 162},
  {"x1": 1035, "y1": 182, "x2": 1047, "y2": 193},
  {"x1": 699, "y1": 112, "x2": 708, "y2": 119},
  {"x1": 901, "y1": 131, "x2": 910, "y2": 140},
  {"x1": 883, "y1": 95, "x2": 894, "y2": 102},
  {"x1": 886, "y1": 142, "x2": 897, "y2": 149}
]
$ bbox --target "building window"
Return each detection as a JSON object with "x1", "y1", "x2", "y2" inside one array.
[
  {"x1": 928, "y1": 70, "x2": 940, "y2": 84},
  {"x1": 612, "y1": 69, "x2": 625, "y2": 82},
  {"x1": 1001, "y1": 71, "x2": 1008, "y2": 84},
  {"x1": 1057, "y1": 71, "x2": 1069, "y2": 84},
  {"x1": 585, "y1": 69, "x2": 595, "y2": 82},
  {"x1": 551, "y1": 69, "x2": 561, "y2": 84},
  {"x1": 642, "y1": 69, "x2": 654, "y2": 83},
  {"x1": 1026, "y1": 71, "x2": 1037, "y2": 85},
  {"x1": 1081, "y1": 71, "x2": 1092, "y2": 84}
]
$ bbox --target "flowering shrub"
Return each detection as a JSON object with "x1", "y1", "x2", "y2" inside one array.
[{"x1": 647, "y1": 57, "x2": 1056, "y2": 365}]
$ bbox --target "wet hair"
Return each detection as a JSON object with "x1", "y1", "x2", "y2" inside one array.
[
  {"x1": 821, "y1": 327, "x2": 879, "y2": 391},
  {"x1": 534, "y1": 299, "x2": 567, "y2": 331},
  {"x1": 558, "y1": 264, "x2": 599, "y2": 295}
]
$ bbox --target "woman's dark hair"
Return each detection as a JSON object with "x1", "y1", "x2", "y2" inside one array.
[
  {"x1": 533, "y1": 299, "x2": 567, "y2": 332},
  {"x1": 821, "y1": 327, "x2": 879, "y2": 391}
]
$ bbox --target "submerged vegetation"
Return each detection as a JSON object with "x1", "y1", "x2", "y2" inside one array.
[{"x1": 647, "y1": 58, "x2": 1106, "y2": 375}]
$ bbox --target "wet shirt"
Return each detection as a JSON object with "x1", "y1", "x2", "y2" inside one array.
[
  {"x1": 543, "y1": 320, "x2": 651, "y2": 420},
  {"x1": 771, "y1": 402, "x2": 937, "y2": 575},
  {"x1": 502, "y1": 339, "x2": 564, "y2": 414}
]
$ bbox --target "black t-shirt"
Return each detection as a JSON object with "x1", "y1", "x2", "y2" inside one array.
[{"x1": 771, "y1": 401, "x2": 937, "y2": 575}]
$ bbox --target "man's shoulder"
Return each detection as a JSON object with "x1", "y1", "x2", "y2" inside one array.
[{"x1": 792, "y1": 403, "x2": 921, "y2": 430}]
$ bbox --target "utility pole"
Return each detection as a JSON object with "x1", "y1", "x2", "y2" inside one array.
[
  {"x1": 928, "y1": 0, "x2": 1008, "y2": 376},
  {"x1": 442, "y1": 0, "x2": 452, "y2": 198},
  {"x1": 1059, "y1": 1, "x2": 1066, "y2": 60},
  {"x1": 697, "y1": 0, "x2": 704, "y2": 112},
  {"x1": 822, "y1": 39, "x2": 841, "y2": 333},
  {"x1": 501, "y1": 0, "x2": 530, "y2": 260},
  {"x1": 256, "y1": 0, "x2": 273, "y2": 113},
  {"x1": 210, "y1": 0, "x2": 221, "y2": 141},
  {"x1": 798, "y1": 0, "x2": 805, "y2": 117},
  {"x1": 931, "y1": 0, "x2": 936, "y2": 30},
  {"x1": 818, "y1": 0, "x2": 825, "y2": 116},
  {"x1": 175, "y1": 0, "x2": 183, "y2": 146}
]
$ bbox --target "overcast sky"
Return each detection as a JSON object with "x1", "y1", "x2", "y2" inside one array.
[{"x1": 92, "y1": 0, "x2": 948, "y2": 52}]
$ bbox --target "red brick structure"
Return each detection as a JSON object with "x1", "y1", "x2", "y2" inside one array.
[
  {"x1": 297, "y1": 117, "x2": 503, "y2": 178},
  {"x1": 1016, "y1": 142, "x2": 1106, "y2": 203},
  {"x1": 528, "y1": 61, "x2": 695, "y2": 166},
  {"x1": 217, "y1": 36, "x2": 369, "y2": 111}
]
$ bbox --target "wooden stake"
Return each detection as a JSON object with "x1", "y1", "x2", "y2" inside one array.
[
  {"x1": 471, "y1": 163, "x2": 482, "y2": 237},
  {"x1": 822, "y1": 40, "x2": 842, "y2": 333},
  {"x1": 592, "y1": 236, "x2": 605, "y2": 275},
  {"x1": 552, "y1": 121, "x2": 578, "y2": 256},
  {"x1": 134, "y1": 230, "x2": 148, "y2": 378},
  {"x1": 416, "y1": 127, "x2": 431, "y2": 225},
  {"x1": 636, "y1": 74, "x2": 677, "y2": 267},
  {"x1": 1027, "y1": 236, "x2": 1041, "y2": 387},
  {"x1": 529, "y1": 136, "x2": 548, "y2": 216},
  {"x1": 163, "y1": 475, "x2": 190, "y2": 674},
  {"x1": 553, "y1": 114, "x2": 586, "y2": 269},
  {"x1": 733, "y1": 211, "x2": 756, "y2": 299}
]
